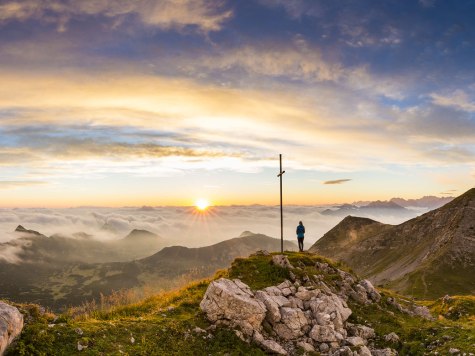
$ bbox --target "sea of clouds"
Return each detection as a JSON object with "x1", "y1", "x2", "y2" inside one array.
[{"x1": 0, "y1": 205, "x2": 427, "y2": 248}]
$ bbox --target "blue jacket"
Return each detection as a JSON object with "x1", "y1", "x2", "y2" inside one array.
[{"x1": 296, "y1": 224, "x2": 305, "y2": 238}]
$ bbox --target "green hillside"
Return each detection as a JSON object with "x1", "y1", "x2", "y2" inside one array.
[{"x1": 6, "y1": 252, "x2": 475, "y2": 355}]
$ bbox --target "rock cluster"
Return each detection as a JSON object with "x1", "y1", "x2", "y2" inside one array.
[
  {"x1": 200, "y1": 256, "x2": 398, "y2": 355},
  {"x1": 0, "y1": 302, "x2": 23, "y2": 356}
]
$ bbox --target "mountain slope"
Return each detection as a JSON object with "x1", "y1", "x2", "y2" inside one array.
[
  {"x1": 7, "y1": 252, "x2": 475, "y2": 355},
  {"x1": 1, "y1": 232, "x2": 296, "y2": 309},
  {"x1": 309, "y1": 188, "x2": 475, "y2": 298}
]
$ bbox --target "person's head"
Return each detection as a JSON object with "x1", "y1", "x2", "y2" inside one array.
[{"x1": 299, "y1": 221, "x2": 303, "y2": 225}]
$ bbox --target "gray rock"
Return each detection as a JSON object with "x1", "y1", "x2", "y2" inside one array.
[
  {"x1": 348, "y1": 324, "x2": 375, "y2": 340},
  {"x1": 358, "y1": 345, "x2": 372, "y2": 356},
  {"x1": 384, "y1": 332, "x2": 400, "y2": 343},
  {"x1": 346, "y1": 336, "x2": 365, "y2": 346},
  {"x1": 264, "y1": 286, "x2": 283, "y2": 296},
  {"x1": 319, "y1": 343, "x2": 330, "y2": 353},
  {"x1": 274, "y1": 307, "x2": 308, "y2": 340},
  {"x1": 0, "y1": 302, "x2": 23, "y2": 356},
  {"x1": 411, "y1": 305, "x2": 434, "y2": 320},
  {"x1": 261, "y1": 339, "x2": 288, "y2": 354},
  {"x1": 449, "y1": 348, "x2": 460, "y2": 355},
  {"x1": 371, "y1": 348, "x2": 398, "y2": 356},
  {"x1": 309, "y1": 324, "x2": 340, "y2": 343},
  {"x1": 200, "y1": 278, "x2": 266, "y2": 337},
  {"x1": 255, "y1": 291, "x2": 290, "y2": 324},
  {"x1": 272, "y1": 255, "x2": 294, "y2": 269},
  {"x1": 359, "y1": 280, "x2": 381, "y2": 303},
  {"x1": 297, "y1": 341, "x2": 315, "y2": 353}
]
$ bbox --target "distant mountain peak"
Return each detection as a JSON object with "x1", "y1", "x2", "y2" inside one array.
[
  {"x1": 365, "y1": 200, "x2": 405, "y2": 209},
  {"x1": 123, "y1": 229, "x2": 158, "y2": 240},
  {"x1": 14, "y1": 225, "x2": 43, "y2": 236}
]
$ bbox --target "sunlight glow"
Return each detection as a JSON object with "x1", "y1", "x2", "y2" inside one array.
[{"x1": 195, "y1": 198, "x2": 210, "y2": 211}]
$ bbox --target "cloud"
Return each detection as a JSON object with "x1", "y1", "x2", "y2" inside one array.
[
  {"x1": 323, "y1": 179, "x2": 352, "y2": 185},
  {"x1": 189, "y1": 43, "x2": 407, "y2": 99},
  {"x1": 0, "y1": 0, "x2": 232, "y2": 33},
  {"x1": 0, "y1": 181, "x2": 47, "y2": 189},
  {"x1": 0, "y1": 204, "x2": 429, "y2": 252},
  {"x1": 429, "y1": 90, "x2": 475, "y2": 112}
]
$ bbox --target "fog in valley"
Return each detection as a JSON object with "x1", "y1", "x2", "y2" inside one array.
[{"x1": 0, "y1": 204, "x2": 430, "y2": 255}]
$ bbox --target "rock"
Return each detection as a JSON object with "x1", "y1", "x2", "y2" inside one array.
[
  {"x1": 274, "y1": 307, "x2": 309, "y2": 340},
  {"x1": 297, "y1": 341, "x2": 315, "y2": 352},
  {"x1": 255, "y1": 291, "x2": 290, "y2": 324},
  {"x1": 359, "y1": 280, "x2": 381, "y2": 303},
  {"x1": 319, "y1": 342, "x2": 330, "y2": 353},
  {"x1": 334, "y1": 346, "x2": 354, "y2": 356},
  {"x1": 288, "y1": 296, "x2": 304, "y2": 309},
  {"x1": 193, "y1": 326, "x2": 206, "y2": 334},
  {"x1": 277, "y1": 280, "x2": 296, "y2": 297},
  {"x1": 261, "y1": 339, "x2": 288, "y2": 354},
  {"x1": 351, "y1": 284, "x2": 371, "y2": 304},
  {"x1": 200, "y1": 278, "x2": 266, "y2": 337},
  {"x1": 411, "y1": 305, "x2": 434, "y2": 320},
  {"x1": 295, "y1": 287, "x2": 314, "y2": 301},
  {"x1": 263, "y1": 286, "x2": 284, "y2": 296},
  {"x1": 309, "y1": 324, "x2": 341, "y2": 343},
  {"x1": 130, "y1": 336, "x2": 135, "y2": 344},
  {"x1": 371, "y1": 348, "x2": 398, "y2": 356},
  {"x1": 449, "y1": 348, "x2": 460, "y2": 355},
  {"x1": 346, "y1": 336, "x2": 365, "y2": 346},
  {"x1": 0, "y1": 302, "x2": 24, "y2": 356},
  {"x1": 309, "y1": 293, "x2": 351, "y2": 330},
  {"x1": 254, "y1": 250, "x2": 270, "y2": 256},
  {"x1": 75, "y1": 327, "x2": 83, "y2": 335},
  {"x1": 347, "y1": 324, "x2": 375, "y2": 340},
  {"x1": 272, "y1": 255, "x2": 294, "y2": 269},
  {"x1": 358, "y1": 345, "x2": 372, "y2": 356},
  {"x1": 384, "y1": 332, "x2": 400, "y2": 343},
  {"x1": 77, "y1": 341, "x2": 87, "y2": 351}
]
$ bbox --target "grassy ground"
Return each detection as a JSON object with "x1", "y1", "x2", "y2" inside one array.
[{"x1": 6, "y1": 252, "x2": 475, "y2": 355}]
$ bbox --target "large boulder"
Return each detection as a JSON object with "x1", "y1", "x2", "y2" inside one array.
[
  {"x1": 200, "y1": 278, "x2": 266, "y2": 337},
  {"x1": 0, "y1": 302, "x2": 23, "y2": 356}
]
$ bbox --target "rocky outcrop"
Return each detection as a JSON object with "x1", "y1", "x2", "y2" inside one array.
[
  {"x1": 0, "y1": 302, "x2": 23, "y2": 355},
  {"x1": 199, "y1": 278, "x2": 266, "y2": 337},
  {"x1": 201, "y1": 277, "x2": 393, "y2": 355}
]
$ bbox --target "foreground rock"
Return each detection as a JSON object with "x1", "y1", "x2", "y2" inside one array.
[
  {"x1": 201, "y1": 276, "x2": 394, "y2": 355},
  {"x1": 0, "y1": 302, "x2": 23, "y2": 355}
]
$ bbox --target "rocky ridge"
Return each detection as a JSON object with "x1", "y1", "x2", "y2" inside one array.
[{"x1": 200, "y1": 254, "x2": 428, "y2": 355}]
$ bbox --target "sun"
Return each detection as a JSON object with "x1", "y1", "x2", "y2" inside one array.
[{"x1": 195, "y1": 198, "x2": 210, "y2": 211}]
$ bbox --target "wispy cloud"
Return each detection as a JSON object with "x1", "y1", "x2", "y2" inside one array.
[
  {"x1": 323, "y1": 179, "x2": 352, "y2": 185},
  {"x1": 429, "y1": 90, "x2": 475, "y2": 112},
  {"x1": 0, "y1": 0, "x2": 232, "y2": 33},
  {"x1": 0, "y1": 181, "x2": 47, "y2": 189}
]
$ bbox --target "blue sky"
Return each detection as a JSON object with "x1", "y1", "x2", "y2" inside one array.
[{"x1": 0, "y1": 0, "x2": 474, "y2": 207}]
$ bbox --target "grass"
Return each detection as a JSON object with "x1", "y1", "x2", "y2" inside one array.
[
  {"x1": 7, "y1": 252, "x2": 475, "y2": 356},
  {"x1": 9, "y1": 280, "x2": 266, "y2": 355}
]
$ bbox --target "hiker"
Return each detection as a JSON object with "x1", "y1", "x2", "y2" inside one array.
[{"x1": 296, "y1": 221, "x2": 305, "y2": 252}]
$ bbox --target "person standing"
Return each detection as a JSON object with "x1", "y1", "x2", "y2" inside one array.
[{"x1": 296, "y1": 221, "x2": 305, "y2": 252}]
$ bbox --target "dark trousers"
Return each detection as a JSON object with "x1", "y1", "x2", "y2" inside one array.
[{"x1": 298, "y1": 237, "x2": 304, "y2": 252}]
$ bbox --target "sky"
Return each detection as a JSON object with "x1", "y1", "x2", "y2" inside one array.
[{"x1": 0, "y1": 0, "x2": 474, "y2": 208}]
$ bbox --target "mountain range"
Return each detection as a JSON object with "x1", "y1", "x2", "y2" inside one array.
[
  {"x1": 0, "y1": 229, "x2": 295, "y2": 310},
  {"x1": 310, "y1": 188, "x2": 475, "y2": 298}
]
